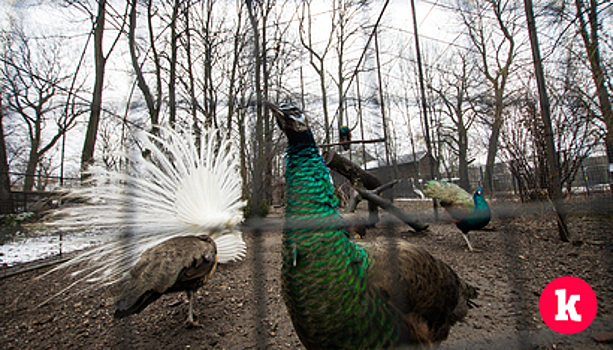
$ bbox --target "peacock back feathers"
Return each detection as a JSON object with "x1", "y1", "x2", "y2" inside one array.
[{"x1": 424, "y1": 181, "x2": 474, "y2": 212}]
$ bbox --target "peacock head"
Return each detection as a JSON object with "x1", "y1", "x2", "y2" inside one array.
[
  {"x1": 475, "y1": 186, "x2": 484, "y2": 197},
  {"x1": 265, "y1": 100, "x2": 315, "y2": 146}
]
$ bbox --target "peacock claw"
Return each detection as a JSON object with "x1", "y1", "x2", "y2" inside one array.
[{"x1": 186, "y1": 319, "x2": 203, "y2": 329}]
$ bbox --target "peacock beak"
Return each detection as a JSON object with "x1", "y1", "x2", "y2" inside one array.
[
  {"x1": 264, "y1": 100, "x2": 309, "y2": 134},
  {"x1": 264, "y1": 100, "x2": 287, "y2": 132},
  {"x1": 264, "y1": 100, "x2": 282, "y2": 116}
]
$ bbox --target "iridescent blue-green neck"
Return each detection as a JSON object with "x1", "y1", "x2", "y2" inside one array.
[
  {"x1": 283, "y1": 144, "x2": 343, "y2": 237},
  {"x1": 457, "y1": 192, "x2": 491, "y2": 233},
  {"x1": 281, "y1": 143, "x2": 400, "y2": 348},
  {"x1": 473, "y1": 192, "x2": 488, "y2": 209}
]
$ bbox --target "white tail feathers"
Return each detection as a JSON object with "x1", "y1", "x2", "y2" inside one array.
[
  {"x1": 45, "y1": 125, "x2": 245, "y2": 291},
  {"x1": 211, "y1": 230, "x2": 247, "y2": 263}
]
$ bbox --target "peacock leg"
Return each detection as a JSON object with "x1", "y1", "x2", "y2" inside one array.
[
  {"x1": 186, "y1": 290, "x2": 202, "y2": 328},
  {"x1": 460, "y1": 233, "x2": 474, "y2": 251}
]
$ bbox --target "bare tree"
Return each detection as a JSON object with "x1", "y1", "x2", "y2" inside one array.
[
  {"x1": 0, "y1": 88, "x2": 14, "y2": 213},
  {"x1": 128, "y1": 0, "x2": 163, "y2": 130},
  {"x1": 80, "y1": 0, "x2": 125, "y2": 175},
  {"x1": 501, "y1": 77, "x2": 598, "y2": 199},
  {"x1": 224, "y1": 0, "x2": 247, "y2": 140},
  {"x1": 429, "y1": 54, "x2": 479, "y2": 191},
  {"x1": 2, "y1": 31, "x2": 85, "y2": 192},
  {"x1": 458, "y1": 0, "x2": 521, "y2": 193},
  {"x1": 552, "y1": 52, "x2": 601, "y2": 193},
  {"x1": 198, "y1": 0, "x2": 220, "y2": 129},
  {"x1": 298, "y1": 0, "x2": 336, "y2": 144},
  {"x1": 573, "y1": 0, "x2": 613, "y2": 191},
  {"x1": 246, "y1": 0, "x2": 267, "y2": 217}
]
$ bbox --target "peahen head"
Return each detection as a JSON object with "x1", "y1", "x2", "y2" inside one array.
[{"x1": 265, "y1": 101, "x2": 316, "y2": 147}]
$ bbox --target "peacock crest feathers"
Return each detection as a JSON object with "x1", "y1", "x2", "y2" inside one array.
[{"x1": 45, "y1": 125, "x2": 245, "y2": 295}]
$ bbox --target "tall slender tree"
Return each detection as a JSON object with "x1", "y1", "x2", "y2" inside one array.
[
  {"x1": 298, "y1": 0, "x2": 336, "y2": 144},
  {"x1": 80, "y1": 0, "x2": 123, "y2": 175},
  {"x1": 0, "y1": 89, "x2": 14, "y2": 213},
  {"x1": 246, "y1": 0, "x2": 266, "y2": 217},
  {"x1": 128, "y1": 0, "x2": 162, "y2": 131},
  {"x1": 459, "y1": 0, "x2": 520, "y2": 193},
  {"x1": 524, "y1": 0, "x2": 570, "y2": 241},
  {"x1": 430, "y1": 54, "x2": 478, "y2": 191},
  {"x1": 573, "y1": 0, "x2": 613, "y2": 192}
]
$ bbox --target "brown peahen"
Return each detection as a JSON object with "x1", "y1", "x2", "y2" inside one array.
[
  {"x1": 267, "y1": 101, "x2": 478, "y2": 348},
  {"x1": 45, "y1": 125, "x2": 246, "y2": 325},
  {"x1": 113, "y1": 236, "x2": 217, "y2": 326}
]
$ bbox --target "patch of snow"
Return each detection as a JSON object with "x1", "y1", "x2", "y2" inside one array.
[{"x1": 0, "y1": 229, "x2": 108, "y2": 267}]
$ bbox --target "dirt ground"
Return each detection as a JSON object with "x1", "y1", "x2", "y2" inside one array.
[{"x1": 1, "y1": 195, "x2": 612, "y2": 349}]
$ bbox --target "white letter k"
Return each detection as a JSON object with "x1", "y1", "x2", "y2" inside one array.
[{"x1": 554, "y1": 289, "x2": 581, "y2": 322}]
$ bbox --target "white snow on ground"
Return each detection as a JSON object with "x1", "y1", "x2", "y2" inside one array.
[{"x1": 0, "y1": 230, "x2": 107, "y2": 266}]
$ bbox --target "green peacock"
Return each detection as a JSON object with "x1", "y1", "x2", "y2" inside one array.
[
  {"x1": 423, "y1": 180, "x2": 491, "y2": 251},
  {"x1": 266, "y1": 101, "x2": 478, "y2": 348}
]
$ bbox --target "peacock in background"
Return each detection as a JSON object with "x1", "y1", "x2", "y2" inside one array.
[
  {"x1": 339, "y1": 125, "x2": 351, "y2": 151},
  {"x1": 45, "y1": 125, "x2": 246, "y2": 326},
  {"x1": 423, "y1": 180, "x2": 491, "y2": 251},
  {"x1": 266, "y1": 101, "x2": 478, "y2": 348}
]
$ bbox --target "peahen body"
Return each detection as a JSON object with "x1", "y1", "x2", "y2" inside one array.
[
  {"x1": 267, "y1": 101, "x2": 478, "y2": 348},
  {"x1": 113, "y1": 235, "x2": 217, "y2": 326},
  {"x1": 423, "y1": 180, "x2": 491, "y2": 251},
  {"x1": 46, "y1": 125, "x2": 245, "y2": 325}
]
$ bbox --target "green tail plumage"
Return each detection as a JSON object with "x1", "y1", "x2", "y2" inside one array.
[{"x1": 424, "y1": 180, "x2": 474, "y2": 209}]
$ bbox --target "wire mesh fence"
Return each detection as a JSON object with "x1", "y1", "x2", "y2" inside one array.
[{"x1": 0, "y1": 191, "x2": 612, "y2": 348}]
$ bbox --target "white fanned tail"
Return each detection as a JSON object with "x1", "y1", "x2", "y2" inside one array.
[{"x1": 45, "y1": 125, "x2": 246, "y2": 295}]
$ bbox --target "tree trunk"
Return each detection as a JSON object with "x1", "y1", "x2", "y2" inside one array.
[
  {"x1": 410, "y1": 0, "x2": 438, "y2": 219},
  {"x1": 182, "y1": 2, "x2": 199, "y2": 136},
  {"x1": 129, "y1": 0, "x2": 161, "y2": 130},
  {"x1": 458, "y1": 124, "x2": 470, "y2": 191},
  {"x1": 81, "y1": 0, "x2": 106, "y2": 176},
  {"x1": 524, "y1": 0, "x2": 570, "y2": 242},
  {"x1": 0, "y1": 98, "x2": 13, "y2": 214},
  {"x1": 246, "y1": 0, "x2": 267, "y2": 217},
  {"x1": 23, "y1": 137, "x2": 39, "y2": 192},
  {"x1": 483, "y1": 113, "x2": 503, "y2": 194},
  {"x1": 168, "y1": 0, "x2": 179, "y2": 127},
  {"x1": 299, "y1": 1, "x2": 332, "y2": 144},
  {"x1": 575, "y1": 0, "x2": 613, "y2": 193},
  {"x1": 226, "y1": 2, "x2": 244, "y2": 139},
  {"x1": 261, "y1": 4, "x2": 273, "y2": 208}
]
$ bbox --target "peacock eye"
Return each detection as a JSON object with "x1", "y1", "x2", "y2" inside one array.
[
  {"x1": 290, "y1": 113, "x2": 305, "y2": 123},
  {"x1": 280, "y1": 106, "x2": 305, "y2": 123}
]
